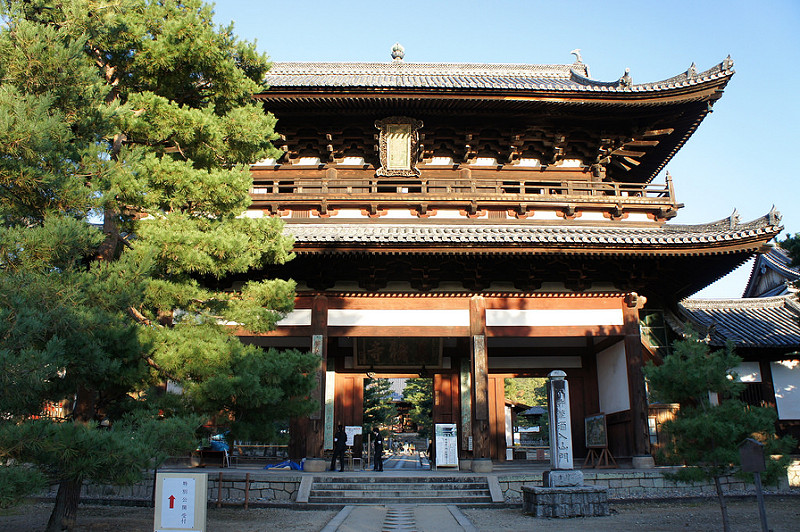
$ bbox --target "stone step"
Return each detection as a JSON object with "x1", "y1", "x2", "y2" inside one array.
[
  {"x1": 310, "y1": 489, "x2": 491, "y2": 498},
  {"x1": 312, "y1": 482, "x2": 488, "y2": 490},
  {"x1": 303, "y1": 475, "x2": 500, "y2": 506},
  {"x1": 313, "y1": 476, "x2": 487, "y2": 484},
  {"x1": 307, "y1": 495, "x2": 494, "y2": 504}
]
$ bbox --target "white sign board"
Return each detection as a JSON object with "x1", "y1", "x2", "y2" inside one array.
[
  {"x1": 435, "y1": 423, "x2": 459, "y2": 467},
  {"x1": 153, "y1": 472, "x2": 207, "y2": 532},
  {"x1": 345, "y1": 426, "x2": 362, "y2": 446}
]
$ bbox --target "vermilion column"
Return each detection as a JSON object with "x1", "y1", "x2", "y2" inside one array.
[
  {"x1": 289, "y1": 295, "x2": 327, "y2": 460},
  {"x1": 470, "y1": 296, "x2": 490, "y2": 459},
  {"x1": 623, "y1": 292, "x2": 651, "y2": 461}
]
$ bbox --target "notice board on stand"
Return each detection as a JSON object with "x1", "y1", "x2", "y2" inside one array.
[{"x1": 435, "y1": 423, "x2": 459, "y2": 469}]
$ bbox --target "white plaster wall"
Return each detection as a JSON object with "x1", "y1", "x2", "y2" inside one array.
[
  {"x1": 596, "y1": 341, "x2": 630, "y2": 414},
  {"x1": 327, "y1": 309, "x2": 470, "y2": 327},
  {"x1": 734, "y1": 361, "x2": 762, "y2": 382},
  {"x1": 771, "y1": 360, "x2": 800, "y2": 420},
  {"x1": 276, "y1": 309, "x2": 312, "y2": 327},
  {"x1": 486, "y1": 308, "x2": 623, "y2": 327}
]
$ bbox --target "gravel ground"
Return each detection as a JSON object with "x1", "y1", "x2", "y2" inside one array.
[{"x1": 2, "y1": 497, "x2": 799, "y2": 531}]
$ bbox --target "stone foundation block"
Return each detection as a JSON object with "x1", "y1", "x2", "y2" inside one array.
[
  {"x1": 522, "y1": 486, "x2": 609, "y2": 518},
  {"x1": 543, "y1": 469, "x2": 584, "y2": 487},
  {"x1": 471, "y1": 458, "x2": 493, "y2": 473},
  {"x1": 303, "y1": 458, "x2": 327, "y2": 472},
  {"x1": 632, "y1": 455, "x2": 655, "y2": 469}
]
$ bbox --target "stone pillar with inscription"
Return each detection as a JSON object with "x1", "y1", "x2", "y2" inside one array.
[
  {"x1": 544, "y1": 370, "x2": 583, "y2": 487},
  {"x1": 524, "y1": 370, "x2": 608, "y2": 517}
]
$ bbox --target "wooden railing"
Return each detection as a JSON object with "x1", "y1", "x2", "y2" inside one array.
[{"x1": 249, "y1": 172, "x2": 678, "y2": 214}]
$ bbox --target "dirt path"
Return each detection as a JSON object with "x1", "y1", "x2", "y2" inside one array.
[{"x1": 2, "y1": 497, "x2": 799, "y2": 531}]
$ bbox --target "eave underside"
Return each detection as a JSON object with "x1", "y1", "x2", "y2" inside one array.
[
  {"x1": 226, "y1": 246, "x2": 760, "y2": 302},
  {"x1": 262, "y1": 97, "x2": 713, "y2": 184}
]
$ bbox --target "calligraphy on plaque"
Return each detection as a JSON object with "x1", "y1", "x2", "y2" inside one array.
[
  {"x1": 375, "y1": 116, "x2": 422, "y2": 177},
  {"x1": 354, "y1": 337, "x2": 442, "y2": 368}
]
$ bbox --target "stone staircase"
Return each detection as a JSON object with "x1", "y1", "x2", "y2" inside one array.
[{"x1": 305, "y1": 475, "x2": 498, "y2": 505}]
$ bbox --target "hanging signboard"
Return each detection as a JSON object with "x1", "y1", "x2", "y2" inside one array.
[
  {"x1": 435, "y1": 423, "x2": 459, "y2": 468},
  {"x1": 153, "y1": 472, "x2": 207, "y2": 532}
]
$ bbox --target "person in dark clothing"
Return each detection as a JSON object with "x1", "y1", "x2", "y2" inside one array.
[
  {"x1": 331, "y1": 425, "x2": 347, "y2": 472},
  {"x1": 372, "y1": 428, "x2": 384, "y2": 471}
]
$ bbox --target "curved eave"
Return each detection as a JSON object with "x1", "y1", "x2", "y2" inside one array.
[
  {"x1": 254, "y1": 77, "x2": 729, "y2": 107},
  {"x1": 289, "y1": 241, "x2": 773, "y2": 256},
  {"x1": 283, "y1": 217, "x2": 782, "y2": 257}
]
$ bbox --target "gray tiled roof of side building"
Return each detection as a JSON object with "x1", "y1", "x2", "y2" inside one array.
[{"x1": 679, "y1": 295, "x2": 800, "y2": 348}]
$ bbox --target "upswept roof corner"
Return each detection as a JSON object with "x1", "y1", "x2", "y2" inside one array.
[{"x1": 568, "y1": 56, "x2": 734, "y2": 92}]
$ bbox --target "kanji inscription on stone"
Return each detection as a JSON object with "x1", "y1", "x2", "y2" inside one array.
[{"x1": 548, "y1": 370, "x2": 573, "y2": 470}]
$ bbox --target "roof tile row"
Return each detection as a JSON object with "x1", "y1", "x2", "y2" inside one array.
[
  {"x1": 284, "y1": 212, "x2": 780, "y2": 248},
  {"x1": 263, "y1": 60, "x2": 733, "y2": 94}
]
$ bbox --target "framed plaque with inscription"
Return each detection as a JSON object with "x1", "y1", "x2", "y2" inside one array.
[{"x1": 375, "y1": 116, "x2": 422, "y2": 176}]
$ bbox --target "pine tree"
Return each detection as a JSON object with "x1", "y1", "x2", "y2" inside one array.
[
  {"x1": 0, "y1": 1, "x2": 319, "y2": 528},
  {"x1": 403, "y1": 378, "x2": 433, "y2": 439},
  {"x1": 362, "y1": 378, "x2": 398, "y2": 433},
  {"x1": 644, "y1": 329, "x2": 795, "y2": 532}
]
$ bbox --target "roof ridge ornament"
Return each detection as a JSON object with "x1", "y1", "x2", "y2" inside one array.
[
  {"x1": 570, "y1": 48, "x2": 582, "y2": 64},
  {"x1": 729, "y1": 208, "x2": 740, "y2": 230},
  {"x1": 618, "y1": 68, "x2": 632, "y2": 88},
  {"x1": 723, "y1": 55, "x2": 734, "y2": 71},
  {"x1": 768, "y1": 205, "x2": 782, "y2": 226},
  {"x1": 391, "y1": 43, "x2": 405, "y2": 62}
]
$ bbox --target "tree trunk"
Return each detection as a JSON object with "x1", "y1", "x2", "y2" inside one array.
[
  {"x1": 713, "y1": 475, "x2": 731, "y2": 532},
  {"x1": 45, "y1": 479, "x2": 82, "y2": 532},
  {"x1": 49, "y1": 385, "x2": 95, "y2": 530}
]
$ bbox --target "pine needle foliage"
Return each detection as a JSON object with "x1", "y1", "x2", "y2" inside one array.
[
  {"x1": 0, "y1": 2, "x2": 318, "y2": 529},
  {"x1": 644, "y1": 328, "x2": 795, "y2": 531}
]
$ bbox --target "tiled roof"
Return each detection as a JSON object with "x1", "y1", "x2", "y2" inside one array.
[
  {"x1": 743, "y1": 246, "x2": 799, "y2": 298},
  {"x1": 284, "y1": 212, "x2": 781, "y2": 251},
  {"x1": 679, "y1": 295, "x2": 800, "y2": 348},
  {"x1": 262, "y1": 59, "x2": 733, "y2": 94}
]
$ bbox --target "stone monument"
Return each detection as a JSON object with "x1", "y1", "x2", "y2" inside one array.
[{"x1": 522, "y1": 370, "x2": 609, "y2": 518}]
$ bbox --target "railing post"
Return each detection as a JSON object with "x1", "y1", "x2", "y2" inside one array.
[{"x1": 666, "y1": 172, "x2": 675, "y2": 202}]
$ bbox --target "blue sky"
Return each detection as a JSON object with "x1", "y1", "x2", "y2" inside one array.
[{"x1": 212, "y1": 1, "x2": 800, "y2": 298}]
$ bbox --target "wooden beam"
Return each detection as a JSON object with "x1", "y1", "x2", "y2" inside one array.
[
  {"x1": 624, "y1": 140, "x2": 660, "y2": 147},
  {"x1": 642, "y1": 128, "x2": 675, "y2": 137},
  {"x1": 611, "y1": 148, "x2": 646, "y2": 158}
]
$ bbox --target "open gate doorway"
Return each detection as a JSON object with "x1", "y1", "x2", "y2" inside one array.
[{"x1": 362, "y1": 376, "x2": 433, "y2": 470}]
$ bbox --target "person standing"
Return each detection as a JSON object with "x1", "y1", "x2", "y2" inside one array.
[
  {"x1": 331, "y1": 425, "x2": 347, "y2": 472},
  {"x1": 372, "y1": 428, "x2": 384, "y2": 471}
]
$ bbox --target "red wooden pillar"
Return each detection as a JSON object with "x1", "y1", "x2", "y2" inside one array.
[
  {"x1": 488, "y1": 376, "x2": 508, "y2": 461},
  {"x1": 289, "y1": 295, "x2": 327, "y2": 460},
  {"x1": 470, "y1": 296, "x2": 490, "y2": 459},
  {"x1": 623, "y1": 292, "x2": 651, "y2": 459}
]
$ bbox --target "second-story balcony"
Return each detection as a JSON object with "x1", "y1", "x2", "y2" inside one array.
[{"x1": 248, "y1": 166, "x2": 680, "y2": 219}]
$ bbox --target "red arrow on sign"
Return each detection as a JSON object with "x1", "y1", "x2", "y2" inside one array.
[{"x1": 168, "y1": 495, "x2": 175, "y2": 509}]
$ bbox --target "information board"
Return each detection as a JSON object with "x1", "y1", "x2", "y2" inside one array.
[
  {"x1": 345, "y1": 425, "x2": 362, "y2": 446},
  {"x1": 435, "y1": 423, "x2": 459, "y2": 468},
  {"x1": 153, "y1": 472, "x2": 207, "y2": 532}
]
